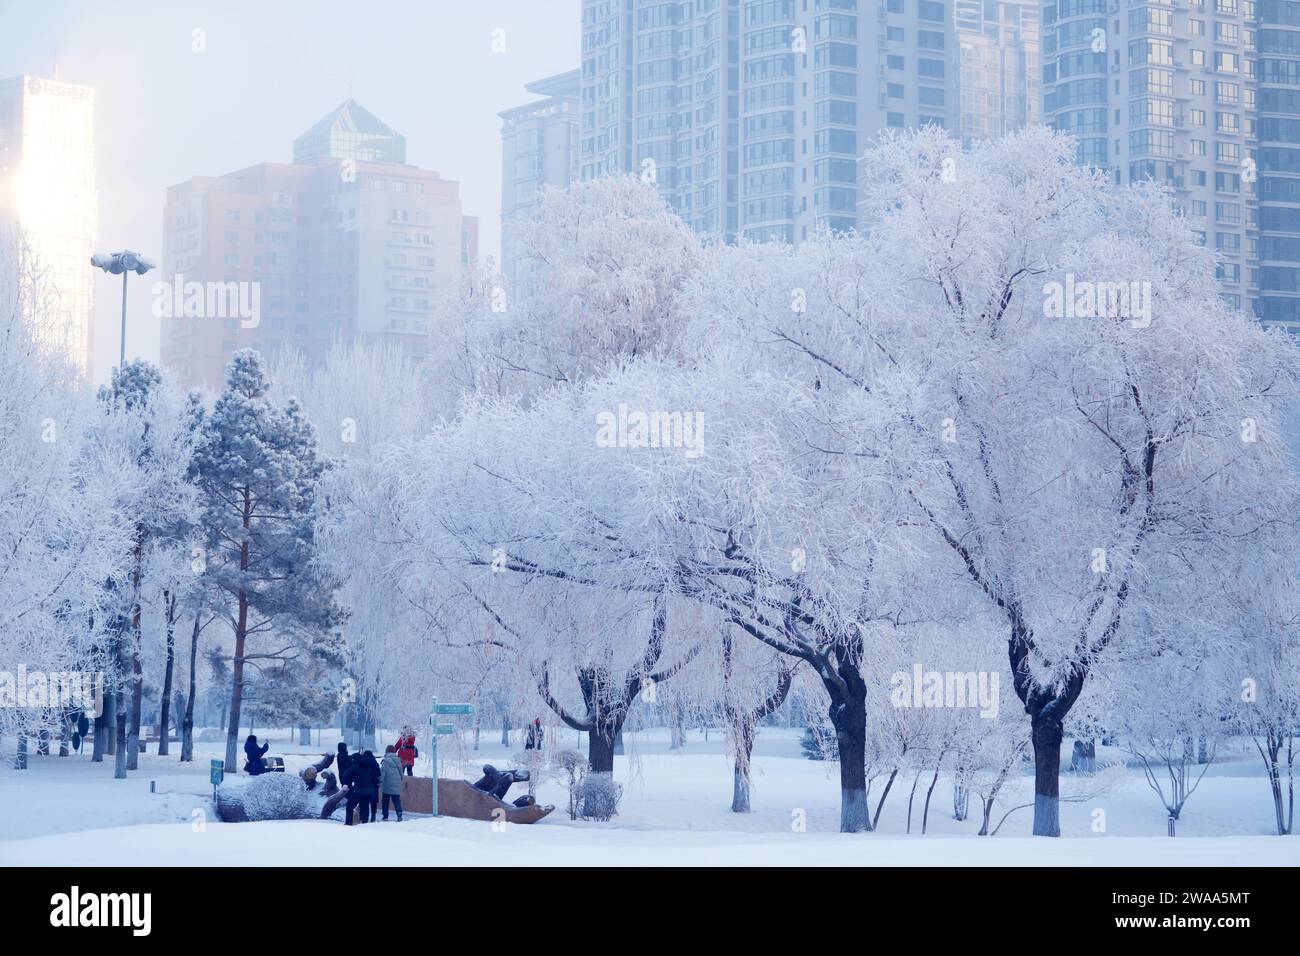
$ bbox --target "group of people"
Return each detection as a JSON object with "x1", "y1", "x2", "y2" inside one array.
[
  {"x1": 248, "y1": 721, "x2": 543, "y2": 822},
  {"x1": 336, "y1": 727, "x2": 419, "y2": 824}
]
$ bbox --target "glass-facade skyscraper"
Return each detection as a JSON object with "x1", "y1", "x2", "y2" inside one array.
[
  {"x1": 580, "y1": 0, "x2": 1041, "y2": 244},
  {"x1": 0, "y1": 75, "x2": 98, "y2": 372},
  {"x1": 1259, "y1": 0, "x2": 1300, "y2": 330}
]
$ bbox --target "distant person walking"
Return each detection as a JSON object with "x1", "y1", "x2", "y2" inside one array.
[
  {"x1": 380, "y1": 746, "x2": 404, "y2": 821},
  {"x1": 395, "y1": 727, "x2": 418, "y2": 777},
  {"x1": 525, "y1": 718, "x2": 544, "y2": 751}
]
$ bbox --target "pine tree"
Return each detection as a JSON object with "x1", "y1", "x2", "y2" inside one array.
[{"x1": 191, "y1": 350, "x2": 342, "y2": 772}]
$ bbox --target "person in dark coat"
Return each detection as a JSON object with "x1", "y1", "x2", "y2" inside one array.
[
  {"x1": 336, "y1": 742, "x2": 353, "y2": 784},
  {"x1": 471, "y1": 764, "x2": 527, "y2": 800},
  {"x1": 352, "y1": 750, "x2": 381, "y2": 823},
  {"x1": 243, "y1": 735, "x2": 269, "y2": 775},
  {"x1": 340, "y1": 742, "x2": 364, "y2": 825},
  {"x1": 524, "y1": 718, "x2": 543, "y2": 751}
]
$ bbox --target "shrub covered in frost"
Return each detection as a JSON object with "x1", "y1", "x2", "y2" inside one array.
[
  {"x1": 551, "y1": 749, "x2": 587, "y2": 820},
  {"x1": 576, "y1": 772, "x2": 622, "y2": 821},
  {"x1": 239, "y1": 772, "x2": 314, "y2": 821}
]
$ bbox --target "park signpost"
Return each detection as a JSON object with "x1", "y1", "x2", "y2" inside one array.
[
  {"x1": 428, "y1": 696, "x2": 474, "y2": 816},
  {"x1": 210, "y1": 759, "x2": 224, "y2": 802}
]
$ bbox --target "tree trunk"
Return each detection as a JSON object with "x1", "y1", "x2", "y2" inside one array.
[
  {"x1": 872, "y1": 768, "x2": 899, "y2": 830},
  {"x1": 181, "y1": 615, "x2": 200, "y2": 762},
  {"x1": 1030, "y1": 711, "x2": 1064, "y2": 837},
  {"x1": 224, "y1": 587, "x2": 249, "y2": 772},
  {"x1": 225, "y1": 490, "x2": 253, "y2": 772},
  {"x1": 37, "y1": 729, "x2": 50, "y2": 755},
  {"x1": 500, "y1": 714, "x2": 510, "y2": 747},
  {"x1": 59, "y1": 720, "x2": 70, "y2": 757},
  {"x1": 588, "y1": 719, "x2": 619, "y2": 774},
  {"x1": 670, "y1": 703, "x2": 686, "y2": 750},
  {"x1": 126, "y1": 537, "x2": 145, "y2": 771},
  {"x1": 113, "y1": 623, "x2": 131, "y2": 778},
  {"x1": 906, "y1": 771, "x2": 921, "y2": 833},
  {"x1": 731, "y1": 724, "x2": 755, "y2": 813},
  {"x1": 158, "y1": 592, "x2": 177, "y2": 756},
  {"x1": 826, "y1": 658, "x2": 868, "y2": 833},
  {"x1": 922, "y1": 766, "x2": 942, "y2": 833},
  {"x1": 731, "y1": 765, "x2": 752, "y2": 813},
  {"x1": 114, "y1": 700, "x2": 128, "y2": 779},
  {"x1": 92, "y1": 691, "x2": 110, "y2": 762},
  {"x1": 95, "y1": 691, "x2": 116, "y2": 759}
]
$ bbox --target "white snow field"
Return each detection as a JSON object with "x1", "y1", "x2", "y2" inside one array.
[{"x1": 1, "y1": 728, "x2": 1296, "y2": 866}]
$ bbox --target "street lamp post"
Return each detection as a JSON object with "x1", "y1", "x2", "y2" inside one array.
[{"x1": 90, "y1": 250, "x2": 155, "y2": 368}]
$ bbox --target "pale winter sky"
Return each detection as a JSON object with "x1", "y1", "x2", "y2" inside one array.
[{"x1": 0, "y1": 0, "x2": 580, "y2": 384}]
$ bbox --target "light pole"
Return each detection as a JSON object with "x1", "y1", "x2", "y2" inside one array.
[{"x1": 90, "y1": 250, "x2": 155, "y2": 368}]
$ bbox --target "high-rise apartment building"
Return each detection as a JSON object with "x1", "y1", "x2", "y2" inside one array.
[
  {"x1": 1040, "y1": 0, "x2": 1298, "y2": 325},
  {"x1": 0, "y1": 76, "x2": 98, "y2": 372},
  {"x1": 582, "y1": 0, "x2": 741, "y2": 240},
  {"x1": 956, "y1": 1, "x2": 1041, "y2": 141},
  {"x1": 580, "y1": 0, "x2": 1040, "y2": 244},
  {"x1": 1258, "y1": 0, "x2": 1300, "y2": 330},
  {"x1": 160, "y1": 101, "x2": 477, "y2": 389},
  {"x1": 499, "y1": 71, "x2": 581, "y2": 293}
]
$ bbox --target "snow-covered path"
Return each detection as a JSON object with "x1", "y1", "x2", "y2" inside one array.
[
  {"x1": 5, "y1": 816, "x2": 1296, "y2": 867},
  {"x1": 2, "y1": 728, "x2": 1296, "y2": 866}
]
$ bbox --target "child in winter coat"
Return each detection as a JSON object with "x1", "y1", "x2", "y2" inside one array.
[{"x1": 380, "y1": 746, "x2": 404, "y2": 821}]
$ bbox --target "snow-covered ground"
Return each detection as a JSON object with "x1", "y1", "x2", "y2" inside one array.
[{"x1": 1, "y1": 728, "x2": 1295, "y2": 866}]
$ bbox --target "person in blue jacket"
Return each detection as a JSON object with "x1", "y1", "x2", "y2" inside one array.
[{"x1": 244, "y1": 734, "x2": 270, "y2": 775}]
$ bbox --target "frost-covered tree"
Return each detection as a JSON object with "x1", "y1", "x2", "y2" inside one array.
[
  {"x1": 92, "y1": 361, "x2": 200, "y2": 773},
  {"x1": 668, "y1": 126, "x2": 1300, "y2": 835},
  {"x1": 1221, "y1": 542, "x2": 1300, "y2": 834},
  {"x1": 274, "y1": 338, "x2": 435, "y2": 744},
  {"x1": 0, "y1": 236, "x2": 129, "y2": 768},
  {"x1": 847, "y1": 127, "x2": 1300, "y2": 835},
  {"x1": 489, "y1": 175, "x2": 700, "y2": 390}
]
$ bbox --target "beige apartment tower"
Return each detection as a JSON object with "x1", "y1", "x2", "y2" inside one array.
[{"x1": 161, "y1": 100, "x2": 477, "y2": 390}]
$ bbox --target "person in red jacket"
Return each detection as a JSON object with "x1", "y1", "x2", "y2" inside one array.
[{"x1": 395, "y1": 726, "x2": 418, "y2": 776}]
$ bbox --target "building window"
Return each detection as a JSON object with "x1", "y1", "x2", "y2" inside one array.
[{"x1": 917, "y1": 0, "x2": 944, "y2": 21}]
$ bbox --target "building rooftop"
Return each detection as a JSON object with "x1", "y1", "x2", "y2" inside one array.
[{"x1": 293, "y1": 98, "x2": 406, "y2": 166}]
